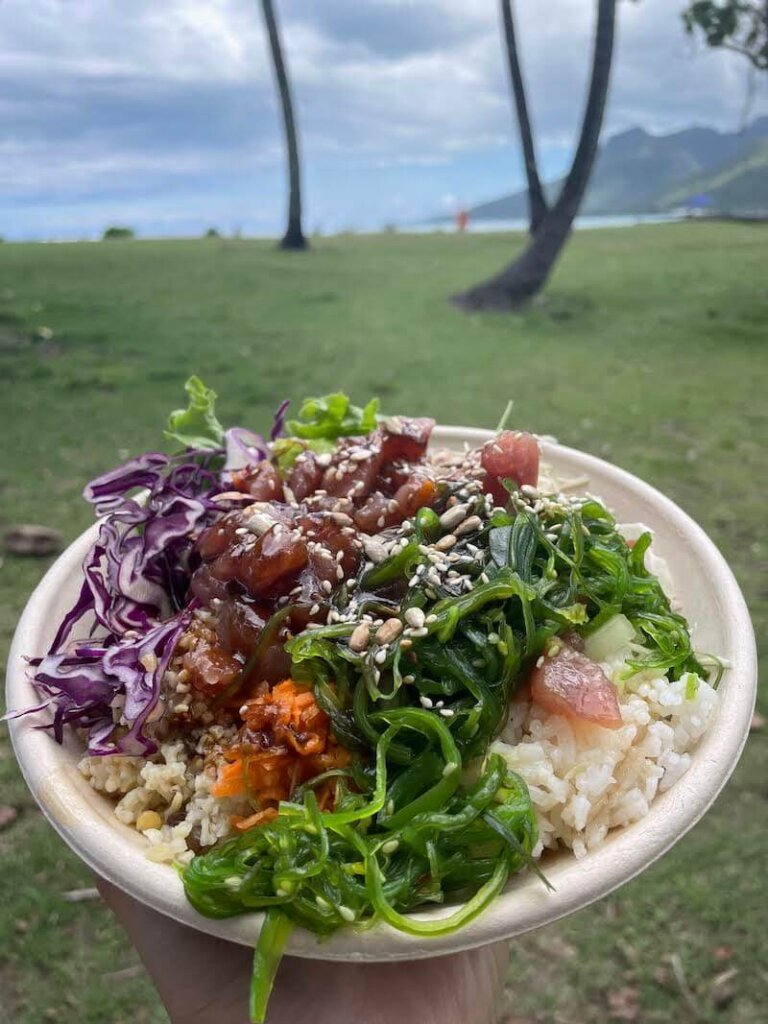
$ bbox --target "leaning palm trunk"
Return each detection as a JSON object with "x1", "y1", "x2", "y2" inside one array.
[
  {"x1": 500, "y1": 0, "x2": 548, "y2": 234},
  {"x1": 454, "y1": 0, "x2": 616, "y2": 311},
  {"x1": 261, "y1": 0, "x2": 307, "y2": 250}
]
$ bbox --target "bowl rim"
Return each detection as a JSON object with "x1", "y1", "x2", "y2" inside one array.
[{"x1": 5, "y1": 427, "x2": 757, "y2": 961}]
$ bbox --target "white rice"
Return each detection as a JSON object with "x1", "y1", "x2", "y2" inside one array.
[{"x1": 492, "y1": 660, "x2": 718, "y2": 859}]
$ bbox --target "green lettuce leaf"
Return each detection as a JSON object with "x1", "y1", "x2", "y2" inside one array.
[
  {"x1": 165, "y1": 376, "x2": 225, "y2": 450},
  {"x1": 271, "y1": 437, "x2": 335, "y2": 473},
  {"x1": 285, "y1": 392, "x2": 379, "y2": 440}
]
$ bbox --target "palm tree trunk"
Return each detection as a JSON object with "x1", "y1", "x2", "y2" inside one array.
[
  {"x1": 260, "y1": 0, "x2": 307, "y2": 250},
  {"x1": 454, "y1": 0, "x2": 616, "y2": 311},
  {"x1": 500, "y1": 0, "x2": 547, "y2": 234}
]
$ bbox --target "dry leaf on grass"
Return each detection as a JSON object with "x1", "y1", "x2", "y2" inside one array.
[
  {"x1": 710, "y1": 968, "x2": 739, "y2": 1009},
  {"x1": 607, "y1": 986, "x2": 640, "y2": 1021},
  {"x1": 0, "y1": 805, "x2": 18, "y2": 829},
  {"x1": 3, "y1": 524, "x2": 63, "y2": 556}
]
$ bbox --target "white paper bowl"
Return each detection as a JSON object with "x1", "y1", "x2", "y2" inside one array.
[{"x1": 6, "y1": 427, "x2": 757, "y2": 961}]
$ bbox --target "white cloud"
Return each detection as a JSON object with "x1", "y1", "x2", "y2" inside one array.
[{"x1": 0, "y1": 0, "x2": 766, "y2": 236}]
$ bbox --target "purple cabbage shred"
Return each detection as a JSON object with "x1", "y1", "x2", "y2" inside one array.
[
  {"x1": 8, "y1": 400, "x2": 290, "y2": 757},
  {"x1": 9, "y1": 449, "x2": 231, "y2": 755},
  {"x1": 30, "y1": 613, "x2": 190, "y2": 756},
  {"x1": 270, "y1": 399, "x2": 290, "y2": 441}
]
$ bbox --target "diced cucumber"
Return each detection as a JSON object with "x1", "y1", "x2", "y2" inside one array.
[{"x1": 584, "y1": 614, "x2": 636, "y2": 663}]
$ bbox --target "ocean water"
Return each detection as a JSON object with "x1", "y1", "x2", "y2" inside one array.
[{"x1": 403, "y1": 213, "x2": 682, "y2": 234}]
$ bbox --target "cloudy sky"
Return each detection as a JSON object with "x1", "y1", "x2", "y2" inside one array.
[{"x1": 2, "y1": 0, "x2": 766, "y2": 239}]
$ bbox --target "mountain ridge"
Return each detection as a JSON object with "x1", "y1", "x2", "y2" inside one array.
[{"x1": 451, "y1": 117, "x2": 768, "y2": 221}]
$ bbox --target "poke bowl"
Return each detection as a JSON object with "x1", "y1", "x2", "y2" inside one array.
[{"x1": 5, "y1": 385, "x2": 756, "y2": 1015}]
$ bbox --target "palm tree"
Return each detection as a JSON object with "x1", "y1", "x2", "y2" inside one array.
[
  {"x1": 260, "y1": 0, "x2": 307, "y2": 250},
  {"x1": 453, "y1": 0, "x2": 616, "y2": 311},
  {"x1": 500, "y1": 0, "x2": 548, "y2": 234}
]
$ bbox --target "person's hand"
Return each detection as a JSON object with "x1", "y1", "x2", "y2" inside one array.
[{"x1": 97, "y1": 878, "x2": 509, "y2": 1024}]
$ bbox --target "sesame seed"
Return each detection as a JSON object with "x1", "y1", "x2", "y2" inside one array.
[
  {"x1": 419, "y1": 695, "x2": 433, "y2": 708},
  {"x1": 363, "y1": 537, "x2": 388, "y2": 563},
  {"x1": 322, "y1": 579, "x2": 333, "y2": 594},
  {"x1": 404, "y1": 607, "x2": 426, "y2": 629},
  {"x1": 439, "y1": 504, "x2": 468, "y2": 530},
  {"x1": 349, "y1": 623, "x2": 370, "y2": 652},
  {"x1": 338, "y1": 905, "x2": 356, "y2": 923},
  {"x1": 374, "y1": 648, "x2": 388, "y2": 665},
  {"x1": 455, "y1": 515, "x2": 482, "y2": 537},
  {"x1": 375, "y1": 618, "x2": 403, "y2": 645}
]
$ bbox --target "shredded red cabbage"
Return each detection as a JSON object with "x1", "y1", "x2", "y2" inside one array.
[
  {"x1": 53, "y1": 451, "x2": 227, "y2": 650},
  {"x1": 12, "y1": 447, "x2": 242, "y2": 755},
  {"x1": 270, "y1": 399, "x2": 290, "y2": 441},
  {"x1": 30, "y1": 613, "x2": 191, "y2": 756},
  {"x1": 224, "y1": 427, "x2": 268, "y2": 472}
]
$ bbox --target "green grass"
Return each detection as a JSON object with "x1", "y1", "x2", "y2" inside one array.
[{"x1": 1, "y1": 224, "x2": 766, "y2": 1023}]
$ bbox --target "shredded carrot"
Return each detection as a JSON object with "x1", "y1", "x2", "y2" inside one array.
[
  {"x1": 231, "y1": 807, "x2": 279, "y2": 832},
  {"x1": 211, "y1": 678, "x2": 351, "y2": 830}
]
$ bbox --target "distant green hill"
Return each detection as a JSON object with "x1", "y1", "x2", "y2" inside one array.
[
  {"x1": 653, "y1": 140, "x2": 768, "y2": 214},
  {"x1": 457, "y1": 117, "x2": 768, "y2": 221}
]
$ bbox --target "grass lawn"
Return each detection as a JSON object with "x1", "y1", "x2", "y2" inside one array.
[{"x1": 0, "y1": 223, "x2": 766, "y2": 1023}]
